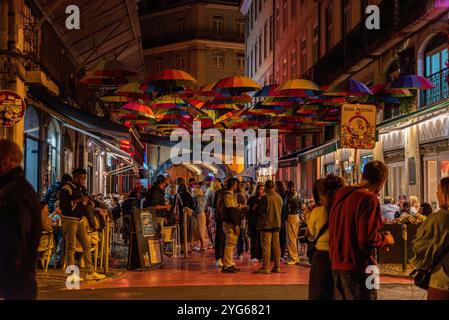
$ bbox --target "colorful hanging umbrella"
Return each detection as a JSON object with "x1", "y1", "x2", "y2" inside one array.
[
  {"x1": 89, "y1": 59, "x2": 137, "y2": 78},
  {"x1": 80, "y1": 74, "x2": 127, "y2": 86},
  {"x1": 122, "y1": 102, "x2": 156, "y2": 119},
  {"x1": 387, "y1": 75, "x2": 434, "y2": 90},
  {"x1": 262, "y1": 96, "x2": 304, "y2": 106},
  {"x1": 199, "y1": 80, "x2": 221, "y2": 97},
  {"x1": 210, "y1": 94, "x2": 252, "y2": 104},
  {"x1": 213, "y1": 76, "x2": 261, "y2": 95},
  {"x1": 149, "y1": 95, "x2": 189, "y2": 109},
  {"x1": 371, "y1": 84, "x2": 413, "y2": 97},
  {"x1": 143, "y1": 69, "x2": 197, "y2": 89},
  {"x1": 254, "y1": 84, "x2": 281, "y2": 97},
  {"x1": 325, "y1": 78, "x2": 373, "y2": 96},
  {"x1": 116, "y1": 82, "x2": 149, "y2": 100},
  {"x1": 99, "y1": 95, "x2": 131, "y2": 103},
  {"x1": 276, "y1": 79, "x2": 322, "y2": 97}
]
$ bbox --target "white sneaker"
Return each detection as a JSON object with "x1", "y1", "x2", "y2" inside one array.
[
  {"x1": 250, "y1": 258, "x2": 259, "y2": 264},
  {"x1": 85, "y1": 272, "x2": 106, "y2": 280},
  {"x1": 237, "y1": 254, "x2": 244, "y2": 259},
  {"x1": 216, "y1": 259, "x2": 224, "y2": 267}
]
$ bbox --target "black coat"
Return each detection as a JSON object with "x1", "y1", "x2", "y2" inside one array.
[{"x1": 0, "y1": 167, "x2": 42, "y2": 299}]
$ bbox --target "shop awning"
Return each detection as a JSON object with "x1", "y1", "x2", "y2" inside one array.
[
  {"x1": 28, "y1": 85, "x2": 130, "y2": 141},
  {"x1": 298, "y1": 140, "x2": 339, "y2": 163},
  {"x1": 377, "y1": 100, "x2": 449, "y2": 133}
]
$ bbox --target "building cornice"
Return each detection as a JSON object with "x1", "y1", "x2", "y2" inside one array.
[{"x1": 143, "y1": 39, "x2": 245, "y2": 55}]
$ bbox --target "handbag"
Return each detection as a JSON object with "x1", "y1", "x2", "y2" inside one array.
[
  {"x1": 306, "y1": 222, "x2": 328, "y2": 263},
  {"x1": 410, "y1": 242, "x2": 449, "y2": 290}
]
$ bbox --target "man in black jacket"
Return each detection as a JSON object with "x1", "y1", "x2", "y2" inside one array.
[
  {"x1": 0, "y1": 140, "x2": 41, "y2": 299},
  {"x1": 60, "y1": 168, "x2": 105, "y2": 281}
]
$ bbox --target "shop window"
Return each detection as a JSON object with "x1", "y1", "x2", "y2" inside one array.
[
  {"x1": 24, "y1": 106, "x2": 40, "y2": 192},
  {"x1": 46, "y1": 119, "x2": 60, "y2": 188}
]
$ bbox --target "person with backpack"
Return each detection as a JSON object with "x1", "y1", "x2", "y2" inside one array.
[
  {"x1": 329, "y1": 161, "x2": 395, "y2": 300},
  {"x1": 60, "y1": 168, "x2": 105, "y2": 280},
  {"x1": 222, "y1": 178, "x2": 243, "y2": 273},
  {"x1": 411, "y1": 177, "x2": 449, "y2": 300},
  {"x1": 307, "y1": 175, "x2": 345, "y2": 300},
  {"x1": 212, "y1": 180, "x2": 226, "y2": 267},
  {"x1": 255, "y1": 180, "x2": 284, "y2": 274}
]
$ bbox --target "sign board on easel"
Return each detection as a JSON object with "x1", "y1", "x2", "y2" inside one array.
[{"x1": 131, "y1": 206, "x2": 163, "y2": 270}]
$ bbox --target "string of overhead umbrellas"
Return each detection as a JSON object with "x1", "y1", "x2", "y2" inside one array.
[{"x1": 80, "y1": 58, "x2": 435, "y2": 136}]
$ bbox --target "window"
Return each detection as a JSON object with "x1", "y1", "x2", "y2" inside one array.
[
  {"x1": 259, "y1": 34, "x2": 263, "y2": 66},
  {"x1": 249, "y1": 7, "x2": 253, "y2": 30},
  {"x1": 343, "y1": 0, "x2": 351, "y2": 34},
  {"x1": 291, "y1": 0, "x2": 297, "y2": 19},
  {"x1": 283, "y1": 56, "x2": 288, "y2": 81},
  {"x1": 276, "y1": 5, "x2": 280, "y2": 42},
  {"x1": 291, "y1": 47, "x2": 297, "y2": 78},
  {"x1": 300, "y1": 37, "x2": 307, "y2": 75},
  {"x1": 236, "y1": 18, "x2": 245, "y2": 38},
  {"x1": 156, "y1": 22, "x2": 164, "y2": 37},
  {"x1": 313, "y1": 24, "x2": 319, "y2": 63},
  {"x1": 177, "y1": 16, "x2": 186, "y2": 35},
  {"x1": 236, "y1": 53, "x2": 245, "y2": 72},
  {"x1": 211, "y1": 14, "x2": 224, "y2": 35},
  {"x1": 283, "y1": 0, "x2": 288, "y2": 31},
  {"x1": 176, "y1": 51, "x2": 186, "y2": 70},
  {"x1": 264, "y1": 21, "x2": 268, "y2": 59},
  {"x1": 255, "y1": 0, "x2": 258, "y2": 20},
  {"x1": 156, "y1": 56, "x2": 163, "y2": 72},
  {"x1": 270, "y1": 15, "x2": 274, "y2": 50},
  {"x1": 211, "y1": 50, "x2": 225, "y2": 70},
  {"x1": 255, "y1": 41, "x2": 258, "y2": 73},
  {"x1": 325, "y1": 6, "x2": 333, "y2": 52}
]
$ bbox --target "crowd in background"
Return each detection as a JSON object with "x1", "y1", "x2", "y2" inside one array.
[{"x1": 1, "y1": 139, "x2": 449, "y2": 301}]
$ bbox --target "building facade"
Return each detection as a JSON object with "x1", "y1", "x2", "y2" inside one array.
[
  {"x1": 243, "y1": 0, "x2": 449, "y2": 202},
  {"x1": 139, "y1": 0, "x2": 245, "y2": 87},
  {"x1": 1, "y1": 0, "x2": 145, "y2": 197}
]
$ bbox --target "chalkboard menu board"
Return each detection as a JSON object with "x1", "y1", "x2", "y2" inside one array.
[
  {"x1": 408, "y1": 157, "x2": 416, "y2": 185},
  {"x1": 131, "y1": 206, "x2": 163, "y2": 270}
]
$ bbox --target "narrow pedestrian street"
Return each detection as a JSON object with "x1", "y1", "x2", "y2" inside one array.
[{"x1": 37, "y1": 248, "x2": 425, "y2": 300}]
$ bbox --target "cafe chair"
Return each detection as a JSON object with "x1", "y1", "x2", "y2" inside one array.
[{"x1": 37, "y1": 231, "x2": 55, "y2": 273}]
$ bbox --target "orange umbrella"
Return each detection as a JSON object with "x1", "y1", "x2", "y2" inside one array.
[
  {"x1": 122, "y1": 102, "x2": 155, "y2": 119},
  {"x1": 143, "y1": 69, "x2": 197, "y2": 89},
  {"x1": 213, "y1": 76, "x2": 261, "y2": 95},
  {"x1": 277, "y1": 79, "x2": 322, "y2": 97}
]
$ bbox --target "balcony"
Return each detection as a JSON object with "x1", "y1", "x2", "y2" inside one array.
[
  {"x1": 420, "y1": 68, "x2": 449, "y2": 108},
  {"x1": 142, "y1": 29, "x2": 245, "y2": 49},
  {"x1": 307, "y1": 0, "x2": 434, "y2": 85}
]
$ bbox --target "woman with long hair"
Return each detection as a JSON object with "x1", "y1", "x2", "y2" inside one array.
[
  {"x1": 308, "y1": 174, "x2": 345, "y2": 300},
  {"x1": 411, "y1": 177, "x2": 449, "y2": 300}
]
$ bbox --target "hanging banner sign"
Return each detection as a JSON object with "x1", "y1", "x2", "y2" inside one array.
[
  {"x1": 0, "y1": 90, "x2": 26, "y2": 127},
  {"x1": 340, "y1": 104, "x2": 376, "y2": 150}
]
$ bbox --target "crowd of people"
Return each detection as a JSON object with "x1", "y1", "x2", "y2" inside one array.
[{"x1": 1, "y1": 138, "x2": 449, "y2": 301}]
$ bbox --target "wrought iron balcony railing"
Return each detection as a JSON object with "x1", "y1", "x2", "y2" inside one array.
[{"x1": 420, "y1": 68, "x2": 449, "y2": 108}]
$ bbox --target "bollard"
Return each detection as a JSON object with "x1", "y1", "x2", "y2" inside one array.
[
  {"x1": 183, "y1": 212, "x2": 188, "y2": 259},
  {"x1": 401, "y1": 224, "x2": 407, "y2": 273}
]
